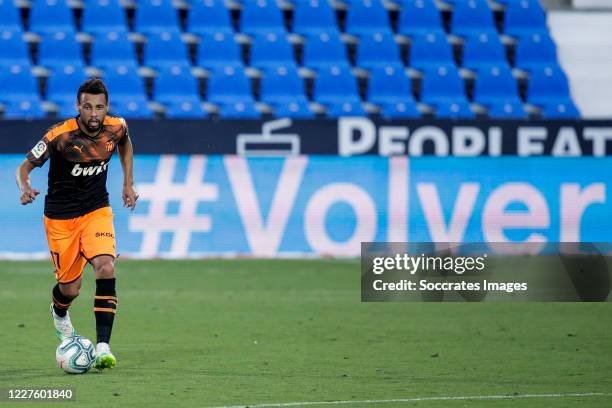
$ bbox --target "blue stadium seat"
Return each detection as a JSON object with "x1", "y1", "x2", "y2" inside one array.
[
  {"x1": 91, "y1": 31, "x2": 138, "y2": 70},
  {"x1": 250, "y1": 33, "x2": 297, "y2": 70},
  {"x1": 451, "y1": 0, "x2": 497, "y2": 38},
  {"x1": 420, "y1": 65, "x2": 469, "y2": 106},
  {"x1": 46, "y1": 64, "x2": 88, "y2": 106},
  {"x1": 473, "y1": 66, "x2": 521, "y2": 107},
  {"x1": 134, "y1": 0, "x2": 181, "y2": 35},
  {"x1": 0, "y1": 65, "x2": 42, "y2": 109},
  {"x1": 0, "y1": 30, "x2": 30, "y2": 67},
  {"x1": 187, "y1": 0, "x2": 233, "y2": 36},
  {"x1": 261, "y1": 67, "x2": 313, "y2": 118},
  {"x1": 273, "y1": 101, "x2": 314, "y2": 118},
  {"x1": 435, "y1": 101, "x2": 475, "y2": 119},
  {"x1": 409, "y1": 32, "x2": 455, "y2": 71},
  {"x1": 3, "y1": 100, "x2": 46, "y2": 118},
  {"x1": 302, "y1": 32, "x2": 350, "y2": 70},
  {"x1": 326, "y1": 101, "x2": 366, "y2": 117},
  {"x1": 462, "y1": 32, "x2": 508, "y2": 71},
  {"x1": 240, "y1": 0, "x2": 286, "y2": 36},
  {"x1": 488, "y1": 101, "x2": 528, "y2": 119},
  {"x1": 50, "y1": 64, "x2": 88, "y2": 118},
  {"x1": 541, "y1": 101, "x2": 580, "y2": 119},
  {"x1": 292, "y1": 0, "x2": 338, "y2": 36},
  {"x1": 398, "y1": 0, "x2": 445, "y2": 38},
  {"x1": 197, "y1": 33, "x2": 243, "y2": 70},
  {"x1": 260, "y1": 66, "x2": 307, "y2": 104},
  {"x1": 367, "y1": 66, "x2": 414, "y2": 105},
  {"x1": 345, "y1": 0, "x2": 392, "y2": 37},
  {"x1": 356, "y1": 32, "x2": 403, "y2": 71},
  {"x1": 504, "y1": 0, "x2": 548, "y2": 38},
  {"x1": 37, "y1": 32, "x2": 84, "y2": 70},
  {"x1": 380, "y1": 101, "x2": 421, "y2": 119},
  {"x1": 165, "y1": 101, "x2": 207, "y2": 119},
  {"x1": 514, "y1": 33, "x2": 559, "y2": 72},
  {"x1": 207, "y1": 66, "x2": 255, "y2": 105},
  {"x1": 313, "y1": 66, "x2": 363, "y2": 116},
  {"x1": 0, "y1": 0, "x2": 22, "y2": 32},
  {"x1": 527, "y1": 66, "x2": 573, "y2": 107},
  {"x1": 143, "y1": 31, "x2": 191, "y2": 69},
  {"x1": 367, "y1": 66, "x2": 420, "y2": 118},
  {"x1": 110, "y1": 100, "x2": 154, "y2": 118},
  {"x1": 56, "y1": 102, "x2": 79, "y2": 118},
  {"x1": 29, "y1": 0, "x2": 75, "y2": 35},
  {"x1": 219, "y1": 101, "x2": 261, "y2": 119},
  {"x1": 154, "y1": 65, "x2": 201, "y2": 106},
  {"x1": 104, "y1": 65, "x2": 147, "y2": 106},
  {"x1": 81, "y1": 0, "x2": 128, "y2": 35}
]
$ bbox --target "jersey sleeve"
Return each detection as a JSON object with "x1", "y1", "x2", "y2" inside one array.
[{"x1": 26, "y1": 132, "x2": 53, "y2": 167}]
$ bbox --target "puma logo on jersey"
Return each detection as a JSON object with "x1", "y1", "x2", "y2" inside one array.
[
  {"x1": 72, "y1": 145, "x2": 83, "y2": 153},
  {"x1": 71, "y1": 161, "x2": 108, "y2": 177}
]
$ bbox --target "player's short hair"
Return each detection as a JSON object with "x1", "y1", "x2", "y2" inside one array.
[{"x1": 77, "y1": 79, "x2": 109, "y2": 104}]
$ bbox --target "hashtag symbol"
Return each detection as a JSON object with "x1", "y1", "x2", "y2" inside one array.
[{"x1": 129, "y1": 155, "x2": 219, "y2": 257}]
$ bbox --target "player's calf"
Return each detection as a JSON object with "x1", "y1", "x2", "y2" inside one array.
[{"x1": 51, "y1": 283, "x2": 79, "y2": 340}]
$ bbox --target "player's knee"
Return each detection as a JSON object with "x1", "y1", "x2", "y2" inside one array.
[
  {"x1": 94, "y1": 260, "x2": 115, "y2": 279},
  {"x1": 59, "y1": 284, "x2": 80, "y2": 299}
]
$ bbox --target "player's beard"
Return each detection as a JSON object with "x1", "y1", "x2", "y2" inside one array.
[{"x1": 85, "y1": 117, "x2": 102, "y2": 133}]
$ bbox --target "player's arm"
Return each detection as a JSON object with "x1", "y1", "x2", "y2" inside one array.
[
  {"x1": 118, "y1": 132, "x2": 138, "y2": 210},
  {"x1": 15, "y1": 159, "x2": 40, "y2": 205}
]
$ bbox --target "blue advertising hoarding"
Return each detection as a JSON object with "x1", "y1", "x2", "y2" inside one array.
[{"x1": 1, "y1": 154, "x2": 610, "y2": 258}]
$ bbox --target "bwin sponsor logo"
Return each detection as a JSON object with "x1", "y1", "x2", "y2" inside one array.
[{"x1": 71, "y1": 161, "x2": 109, "y2": 177}]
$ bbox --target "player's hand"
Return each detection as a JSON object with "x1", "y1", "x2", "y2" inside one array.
[
  {"x1": 122, "y1": 185, "x2": 139, "y2": 211},
  {"x1": 20, "y1": 188, "x2": 39, "y2": 205}
]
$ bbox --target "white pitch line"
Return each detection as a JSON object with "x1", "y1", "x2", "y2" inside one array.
[{"x1": 208, "y1": 392, "x2": 610, "y2": 408}]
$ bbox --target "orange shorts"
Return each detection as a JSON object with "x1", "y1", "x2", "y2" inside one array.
[{"x1": 44, "y1": 206, "x2": 116, "y2": 284}]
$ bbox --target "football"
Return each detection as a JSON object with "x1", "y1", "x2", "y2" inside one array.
[{"x1": 55, "y1": 336, "x2": 96, "y2": 374}]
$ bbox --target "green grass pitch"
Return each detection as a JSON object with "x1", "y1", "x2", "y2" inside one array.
[{"x1": 0, "y1": 260, "x2": 610, "y2": 407}]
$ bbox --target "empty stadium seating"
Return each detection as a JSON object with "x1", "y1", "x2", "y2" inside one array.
[
  {"x1": 367, "y1": 66, "x2": 420, "y2": 119},
  {"x1": 451, "y1": 0, "x2": 497, "y2": 38},
  {"x1": 409, "y1": 33, "x2": 455, "y2": 72},
  {"x1": 356, "y1": 32, "x2": 403, "y2": 71},
  {"x1": 240, "y1": 0, "x2": 286, "y2": 36},
  {"x1": 29, "y1": 0, "x2": 75, "y2": 35},
  {"x1": 0, "y1": 30, "x2": 30, "y2": 67},
  {"x1": 197, "y1": 33, "x2": 244, "y2": 71},
  {"x1": 81, "y1": 0, "x2": 128, "y2": 35},
  {"x1": 293, "y1": 0, "x2": 339, "y2": 36},
  {"x1": 462, "y1": 33, "x2": 508, "y2": 71},
  {"x1": 90, "y1": 31, "x2": 138, "y2": 70},
  {"x1": 421, "y1": 66, "x2": 473, "y2": 118},
  {"x1": 313, "y1": 66, "x2": 364, "y2": 117},
  {"x1": 187, "y1": 0, "x2": 233, "y2": 36},
  {"x1": 302, "y1": 32, "x2": 350, "y2": 70},
  {"x1": 398, "y1": 0, "x2": 444, "y2": 38},
  {"x1": 46, "y1": 64, "x2": 88, "y2": 117},
  {"x1": 0, "y1": 0, "x2": 578, "y2": 120},
  {"x1": 514, "y1": 33, "x2": 560, "y2": 72},
  {"x1": 0, "y1": 0, "x2": 22, "y2": 32},
  {"x1": 0, "y1": 65, "x2": 45, "y2": 118},
  {"x1": 260, "y1": 66, "x2": 314, "y2": 118},
  {"x1": 250, "y1": 33, "x2": 297, "y2": 70},
  {"x1": 527, "y1": 65, "x2": 580, "y2": 118},
  {"x1": 154, "y1": 65, "x2": 204, "y2": 117},
  {"x1": 134, "y1": 0, "x2": 181, "y2": 35}
]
